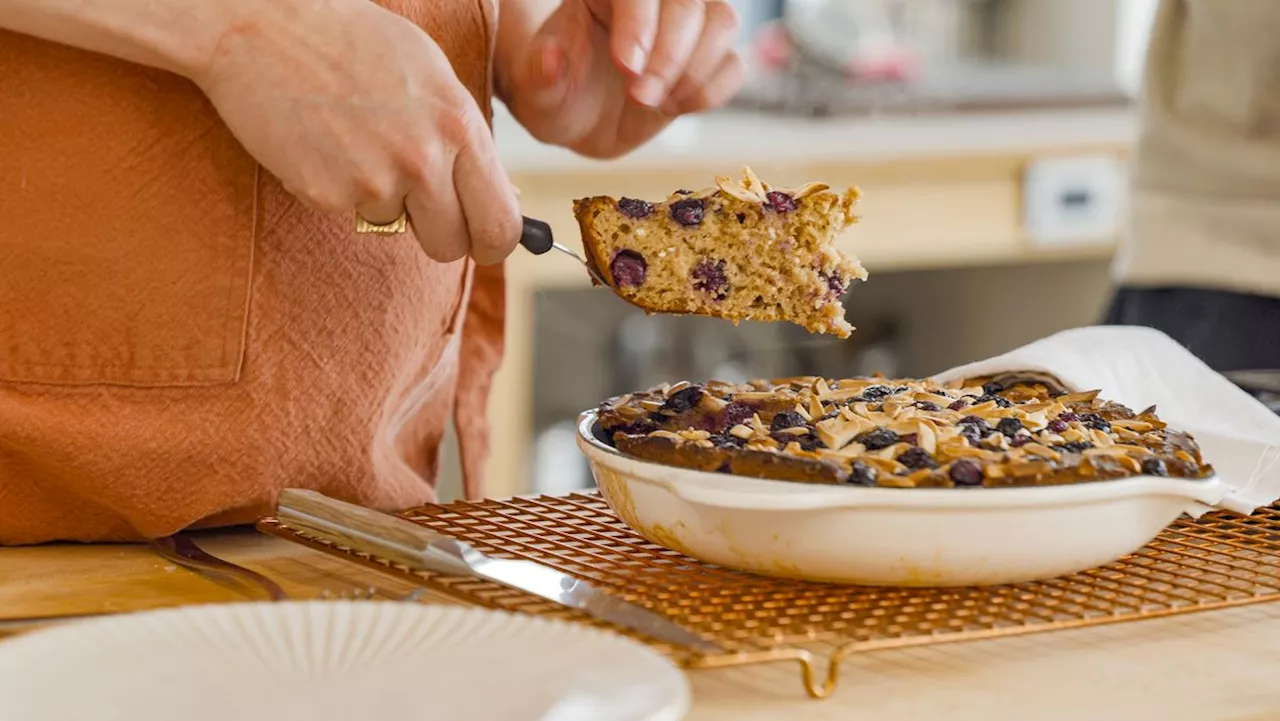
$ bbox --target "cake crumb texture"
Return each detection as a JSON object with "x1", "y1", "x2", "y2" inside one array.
[{"x1": 572, "y1": 167, "x2": 866, "y2": 337}]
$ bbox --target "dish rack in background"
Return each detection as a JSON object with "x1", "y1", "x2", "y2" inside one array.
[{"x1": 259, "y1": 493, "x2": 1280, "y2": 699}]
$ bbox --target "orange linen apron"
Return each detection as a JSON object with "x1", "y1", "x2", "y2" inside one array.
[{"x1": 0, "y1": 0, "x2": 505, "y2": 544}]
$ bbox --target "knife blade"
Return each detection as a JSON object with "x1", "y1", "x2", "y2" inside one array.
[{"x1": 275, "y1": 489, "x2": 720, "y2": 655}]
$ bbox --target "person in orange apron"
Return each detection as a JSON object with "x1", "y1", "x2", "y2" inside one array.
[{"x1": 0, "y1": 0, "x2": 744, "y2": 544}]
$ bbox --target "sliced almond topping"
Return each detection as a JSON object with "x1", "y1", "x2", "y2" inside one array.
[
  {"x1": 917, "y1": 420, "x2": 938, "y2": 455},
  {"x1": 651, "y1": 430, "x2": 684, "y2": 443},
  {"x1": 742, "y1": 165, "x2": 767, "y2": 198},
  {"x1": 816, "y1": 416, "x2": 863, "y2": 450},
  {"x1": 1111, "y1": 419, "x2": 1155, "y2": 433},
  {"x1": 814, "y1": 378, "x2": 833, "y2": 399},
  {"x1": 776, "y1": 426, "x2": 811, "y2": 436},
  {"x1": 1091, "y1": 428, "x2": 1116, "y2": 447},
  {"x1": 702, "y1": 395, "x2": 728, "y2": 412},
  {"x1": 715, "y1": 174, "x2": 760, "y2": 202},
  {"x1": 733, "y1": 391, "x2": 781, "y2": 403},
  {"x1": 1062, "y1": 427, "x2": 1089, "y2": 443},
  {"x1": 792, "y1": 181, "x2": 831, "y2": 199},
  {"x1": 808, "y1": 395, "x2": 825, "y2": 421},
  {"x1": 1020, "y1": 443, "x2": 1062, "y2": 462},
  {"x1": 1058, "y1": 389, "x2": 1101, "y2": 404},
  {"x1": 613, "y1": 404, "x2": 648, "y2": 420},
  {"x1": 888, "y1": 419, "x2": 919, "y2": 435},
  {"x1": 664, "y1": 381, "x2": 691, "y2": 397},
  {"x1": 795, "y1": 403, "x2": 812, "y2": 422},
  {"x1": 1022, "y1": 410, "x2": 1048, "y2": 431},
  {"x1": 677, "y1": 429, "x2": 712, "y2": 441},
  {"x1": 728, "y1": 424, "x2": 754, "y2": 440},
  {"x1": 639, "y1": 399, "x2": 666, "y2": 413},
  {"x1": 694, "y1": 439, "x2": 714, "y2": 449}
]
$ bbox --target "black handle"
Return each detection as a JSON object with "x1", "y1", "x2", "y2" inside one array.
[{"x1": 520, "y1": 216, "x2": 554, "y2": 255}]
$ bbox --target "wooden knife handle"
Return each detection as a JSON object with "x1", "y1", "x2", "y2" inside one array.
[{"x1": 275, "y1": 489, "x2": 456, "y2": 571}]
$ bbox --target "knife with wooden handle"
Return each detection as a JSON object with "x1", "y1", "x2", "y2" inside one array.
[{"x1": 275, "y1": 489, "x2": 720, "y2": 654}]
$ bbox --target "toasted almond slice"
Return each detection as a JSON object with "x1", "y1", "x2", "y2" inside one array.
[
  {"x1": 966, "y1": 401, "x2": 1000, "y2": 416},
  {"x1": 702, "y1": 395, "x2": 728, "y2": 412},
  {"x1": 888, "y1": 419, "x2": 919, "y2": 435},
  {"x1": 776, "y1": 426, "x2": 811, "y2": 437},
  {"x1": 1020, "y1": 443, "x2": 1061, "y2": 462},
  {"x1": 795, "y1": 403, "x2": 812, "y2": 422},
  {"x1": 1111, "y1": 419, "x2": 1155, "y2": 433},
  {"x1": 716, "y1": 174, "x2": 760, "y2": 202},
  {"x1": 1022, "y1": 410, "x2": 1048, "y2": 431},
  {"x1": 613, "y1": 404, "x2": 648, "y2": 420},
  {"x1": 1062, "y1": 427, "x2": 1089, "y2": 443},
  {"x1": 808, "y1": 395, "x2": 825, "y2": 421},
  {"x1": 651, "y1": 430, "x2": 684, "y2": 443},
  {"x1": 639, "y1": 399, "x2": 666, "y2": 412},
  {"x1": 1058, "y1": 389, "x2": 1101, "y2": 404},
  {"x1": 729, "y1": 424, "x2": 754, "y2": 440},
  {"x1": 664, "y1": 381, "x2": 691, "y2": 396},
  {"x1": 816, "y1": 416, "x2": 862, "y2": 450},
  {"x1": 733, "y1": 391, "x2": 781, "y2": 403},
  {"x1": 742, "y1": 165, "x2": 766, "y2": 197},
  {"x1": 916, "y1": 420, "x2": 938, "y2": 455},
  {"x1": 814, "y1": 378, "x2": 833, "y2": 399},
  {"x1": 1091, "y1": 428, "x2": 1116, "y2": 447},
  {"x1": 792, "y1": 181, "x2": 831, "y2": 199}
]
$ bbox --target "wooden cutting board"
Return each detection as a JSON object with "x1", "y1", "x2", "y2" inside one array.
[{"x1": 0, "y1": 529, "x2": 434, "y2": 632}]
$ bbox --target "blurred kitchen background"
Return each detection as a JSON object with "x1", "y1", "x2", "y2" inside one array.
[{"x1": 439, "y1": 0, "x2": 1165, "y2": 500}]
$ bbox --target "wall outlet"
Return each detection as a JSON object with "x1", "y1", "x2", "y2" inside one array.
[{"x1": 1022, "y1": 153, "x2": 1126, "y2": 246}]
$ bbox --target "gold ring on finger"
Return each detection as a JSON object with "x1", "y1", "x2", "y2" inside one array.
[{"x1": 355, "y1": 210, "x2": 409, "y2": 235}]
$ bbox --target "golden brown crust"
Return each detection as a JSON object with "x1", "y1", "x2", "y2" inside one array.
[{"x1": 594, "y1": 376, "x2": 1216, "y2": 489}]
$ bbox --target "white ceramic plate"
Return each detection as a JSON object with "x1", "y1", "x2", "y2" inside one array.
[{"x1": 0, "y1": 602, "x2": 690, "y2": 721}]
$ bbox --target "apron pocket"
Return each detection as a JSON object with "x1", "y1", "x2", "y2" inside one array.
[{"x1": 0, "y1": 36, "x2": 256, "y2": 387}]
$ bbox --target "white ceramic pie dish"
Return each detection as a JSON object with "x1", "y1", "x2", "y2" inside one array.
[{"x1": 577, "y1": 410, "x2": 1228, "y2": 587}]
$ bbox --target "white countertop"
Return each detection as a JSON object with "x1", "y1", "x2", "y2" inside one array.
[{"x1": 493, "y1": 103, "x2": 1139, "y2": 173}]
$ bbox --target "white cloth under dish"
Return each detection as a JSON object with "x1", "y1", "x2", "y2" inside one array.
[{"x1": 932, "y1": 326, "x2": 1280, "y2": 516}]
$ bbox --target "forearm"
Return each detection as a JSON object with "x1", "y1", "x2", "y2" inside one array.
[
  {"x1": 0, "y1": 0, "x2": 267, "y2": 81},
  {"x1": 493, "y1": 0, "x2": 559, "y2": 102}
]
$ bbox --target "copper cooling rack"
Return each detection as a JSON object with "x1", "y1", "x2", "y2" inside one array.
[{"x1": 258, "y1": 493, "x2": 1280, "y2": 699}]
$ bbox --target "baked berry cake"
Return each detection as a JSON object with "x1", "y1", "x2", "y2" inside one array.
[
  {"x1": 593, "y1": 375, "x2": 1215, "y2": 488},
  {"x1": 573, "y1": 167, "x2": 865, "y2": 337}
]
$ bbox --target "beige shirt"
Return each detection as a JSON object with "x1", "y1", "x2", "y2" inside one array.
[{"x1": 1119, "y1": 0, "x2": 1280, "y2": 298}]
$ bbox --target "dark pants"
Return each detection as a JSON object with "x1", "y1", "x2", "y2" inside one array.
[{"x1": 1102, "y1": 287, "x2": 1280, "y2": 372}]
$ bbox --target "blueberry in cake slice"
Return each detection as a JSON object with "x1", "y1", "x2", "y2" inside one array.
[
  {"x1": 594, "y1": 376, "x2": 1215, "y2": 488},
  {"x1": 572, "y1": 167, "x2": 866, "y2": 337}
]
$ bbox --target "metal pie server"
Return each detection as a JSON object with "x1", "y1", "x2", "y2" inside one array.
[{"x1": 275, "y1": 489, "x2": 718, "y2": 655}]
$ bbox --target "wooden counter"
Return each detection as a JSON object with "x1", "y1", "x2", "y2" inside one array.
[
  {"x1": 3, "y1": 529, "x2": 1279, "y2": 720},
  {"x1": 487, "y1": 107, "x2": 1134, "y2": 498}
]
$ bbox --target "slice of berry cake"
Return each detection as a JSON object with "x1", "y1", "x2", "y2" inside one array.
[{"x1": 572, "y1": 167, "x2": 866, "y2": 337}]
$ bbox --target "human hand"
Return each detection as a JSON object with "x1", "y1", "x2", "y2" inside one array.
[
  {"x1": 194, "y1": 0, "x2": 521, "y2": 265},
  {"x1": 497, "y1": 0, "x2": 745, "y2": 159}
]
